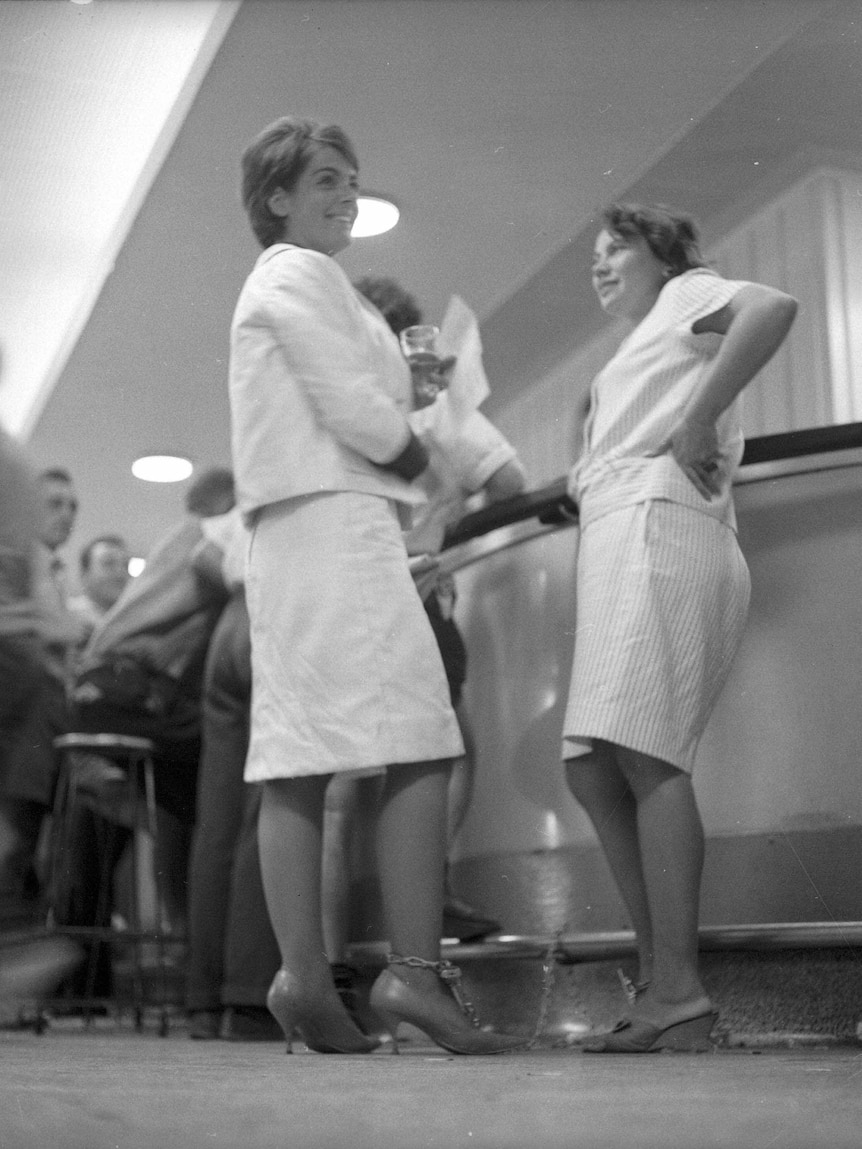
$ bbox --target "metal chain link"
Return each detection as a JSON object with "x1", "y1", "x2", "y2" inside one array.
[
  {"x1": 389, "y1": 936, "x2": 564, "y2": 1049},
  {"x1": 387, "y1": 953, "x2": 481, "y2": 1028},
  {"x1": 525, "y1": 932, "x2": 562, "y2": 1050}
]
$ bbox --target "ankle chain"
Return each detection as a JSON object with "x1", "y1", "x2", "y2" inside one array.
[
  {"x1": 387, "y1": 953, "x2": 480, "y2": 1028},
  {"x1": 617, "y1": 968, "x2": 650, "y2": 1006}
]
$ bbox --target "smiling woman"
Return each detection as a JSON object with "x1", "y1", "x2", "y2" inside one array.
[
  {"x1": 227, "y1": 115, "x2": 523, "y2": 1058},
  {"x1": 560, "y1": 201, "x2": 798, "y2": 1054}
]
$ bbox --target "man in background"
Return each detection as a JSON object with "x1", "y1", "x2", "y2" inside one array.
[
  {"x1": 0, "y1": 347, "x2": 80, "y2": 1019},
  {"x1": 68, "y1": 535, "x2": 131, "y2": 641},
  {"x1": 0, "y1": 466, "x2": 86, "y2": 928}
]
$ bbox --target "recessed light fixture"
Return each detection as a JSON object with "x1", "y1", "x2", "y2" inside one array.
[
  {"x1": 352, "y1": 195, "x2": 400, "y2": 238},
  {"x1": 132, "y1": 455, "x2": 193, "y2": 483}
]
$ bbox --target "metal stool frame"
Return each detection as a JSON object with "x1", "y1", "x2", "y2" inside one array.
[{"x1": 46, "y1": 733, "x2": 179, "y2": 1035}]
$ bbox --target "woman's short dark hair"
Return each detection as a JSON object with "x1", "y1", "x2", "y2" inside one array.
[
  {"x1": 601, "y1": 202, "x2": 707, "y2": 277},
  {"x1": 353, "y1": 276, "x2": 423, "y2": 335},
  {"x1": 240, "y1": 116, "x2": 359, "y2": 248}
]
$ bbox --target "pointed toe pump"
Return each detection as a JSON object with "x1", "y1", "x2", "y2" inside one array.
[
  {"x1": 369, "y1": 955, "x2": 528, "y2": 1055},
  {"x1": 267, "y1": 969, "x2": 381, "y2": 1055}
]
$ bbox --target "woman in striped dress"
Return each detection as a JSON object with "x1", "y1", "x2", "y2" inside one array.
[{"x1": 563, "y1": 203, "x2": 797, "y2": 1052}]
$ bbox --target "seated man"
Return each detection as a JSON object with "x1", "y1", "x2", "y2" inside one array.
[{"x1": 67, "y1": 534, "x2": 131, "y2": 643}]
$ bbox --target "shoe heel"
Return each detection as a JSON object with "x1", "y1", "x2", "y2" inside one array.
[
  {"x1": 370, "y1": 964, "x2": 527, "y2": 1055},
  {"x1": 654, "y1": 1011, "x2": 717, "y2": 1052},
  {"x1": 371, "y1": 1006, "x2": 401, "y2": 1054},
  {"x1": 266, "y1": 992, "x2": 297, "y2": 1055}
]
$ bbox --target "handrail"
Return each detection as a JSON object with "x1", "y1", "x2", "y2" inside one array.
[
  {"x1": 443, "y1": 420, "x2": 862, "y2": 551},
  {"x1": 347, "y1": 921, "x2": 862, "y2": 967}
]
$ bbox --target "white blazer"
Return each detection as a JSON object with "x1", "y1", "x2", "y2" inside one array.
[{"x1": 229, "y1": 244, "x2": 424, "y2": 519}]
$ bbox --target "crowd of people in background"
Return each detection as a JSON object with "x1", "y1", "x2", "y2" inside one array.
[{"x1": 0, "y1": 113, "x2": 797, "y2": 1055}]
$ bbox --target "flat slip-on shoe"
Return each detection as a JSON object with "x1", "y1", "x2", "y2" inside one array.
[{"x1": 583, "y1": 1009, "x2": 718, "y2": 1053}]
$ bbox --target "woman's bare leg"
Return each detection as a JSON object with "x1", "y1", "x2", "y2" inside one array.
[
  {"x1": 377, "y1": 759, "x2": 451, "y2": 962},
  {"x1": 257, "y1": 774, "x2": 378, "y2": 1051},
  {"x1": 321, "y1": 775, "x2": 360, "y2": 963},
  {"x1": 615, "y1": 748, "x2": 709, "y2": 1016},
  {"x1": 564, "y1": 742, "x2": 653, "y2": 984},
  {"x1": 376, "y1": 758, "x2": 465, "y2": 1005},
  {"x1": 257, "y1": 775, "x2": 332, "y2": 988}
]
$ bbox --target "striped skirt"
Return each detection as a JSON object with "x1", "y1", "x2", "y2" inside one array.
[{"x1": 562, "y1": 499, "x2": 751, "y2": 773}]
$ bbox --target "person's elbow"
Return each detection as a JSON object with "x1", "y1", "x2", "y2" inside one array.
[
  {"x1": 483, "y1": 458, "x2": 527, "y2": 503},
  {"x1": 756, "y1": 286, "x2": 798, "y2": 335},
  {"x1": 773, "y1": 290, "x2": 799, "y2": 330}
]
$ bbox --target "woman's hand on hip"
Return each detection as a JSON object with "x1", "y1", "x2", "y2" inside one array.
[{"x1": 649, "y1": 417, "x2": 722, "y2": 499}]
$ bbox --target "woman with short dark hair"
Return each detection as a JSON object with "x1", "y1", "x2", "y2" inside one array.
[
  {"x1": 562, "y1": 202, "x2": 797, "y2": 1053},
  {"x1": 230, "y1": 116, "x2": 523, "y2": 1056}
]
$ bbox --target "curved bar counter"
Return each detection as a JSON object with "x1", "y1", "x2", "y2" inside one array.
[{"x1": 441, "y1": 423, "x2": 862, "y2": 948}]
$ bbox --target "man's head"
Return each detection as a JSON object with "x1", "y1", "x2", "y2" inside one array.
[
  {"x1": 79, "y1": 534, "x2": 131, "y2": 613},
  {"x1": 38, "y1": 468, "x2": 78, "y2": 551},
  {"x1": 185, "y1": 467, "x2": 235, "y2": 519}
]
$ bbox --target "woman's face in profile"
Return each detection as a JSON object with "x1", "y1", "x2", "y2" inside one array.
[
  {"x1": 591, "y1": 228, "x2": 667, "y2": 322},
  {"x1": 273, "y1": 145, "x2": 359, "y2": 256}
]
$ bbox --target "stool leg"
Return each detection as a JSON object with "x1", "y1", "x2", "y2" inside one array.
[
  {"x1": 83, "y1": 811, "x2": 121, "y2": 1024},
  {"x1": 45, "y1": 755, "x2": 118, "y2": 1024},
  {"x1": 142, "y1": 754, "x2": 171, "y2": 1036},
  {"x1": 126, "y1": 754, "x2": 148, "y2": 1030}
]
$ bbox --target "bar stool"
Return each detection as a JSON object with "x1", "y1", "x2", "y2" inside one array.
[{"x1": 45, "y1": 733, "x2": 177, "y2": 1035}]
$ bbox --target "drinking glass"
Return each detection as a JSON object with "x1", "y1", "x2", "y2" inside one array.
[{"x1": 399, "y1": 324, "x2": 444, "y2": 408}]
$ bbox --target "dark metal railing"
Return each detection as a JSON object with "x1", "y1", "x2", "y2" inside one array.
[{"x1": 443, "y1": 420, "x2": 862, "y2": 551}]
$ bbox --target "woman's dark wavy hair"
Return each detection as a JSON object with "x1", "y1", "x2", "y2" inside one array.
[
  {"x1": 602, "y1": 202, "x2": 707, "y2": 277},
  {"x1": 241, "y1": 116, "x2": 359, "y2": 248},
  {"x1": 353, "y1": 275, "x2": 423, "y2": 335}
]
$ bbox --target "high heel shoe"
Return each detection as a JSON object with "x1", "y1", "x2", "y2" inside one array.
[
  {"x1": 369, "y1": 955, "x2": 528, "y2": 1055},
  {"x1": 582, "y1": 1007, "x2": 718, "y2": 1053},
  {"x1": 267, "y1": 969, "x2": 381, "y2": 1055}
]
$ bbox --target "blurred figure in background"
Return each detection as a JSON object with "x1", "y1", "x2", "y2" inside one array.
[
  {"x1": 0, "y1": 465, "x2": 86, "y2": 929},
  {"x1": 0, "y1": 347, "x2": 80, "y2": 1021},
  {"x1": 52, "y1": 468, "x2": 235, "y2": 1004},
  {"x1": 185, "y1": 505, "x2": 282, "y2": 1042},
  {"x1": 354, "y1": 274, "x2": 527, "y2": 941}
]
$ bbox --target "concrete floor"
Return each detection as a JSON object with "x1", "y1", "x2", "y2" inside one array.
[{"x1": 1, "y1": 1020, "x2": 860, "y2": 1149}]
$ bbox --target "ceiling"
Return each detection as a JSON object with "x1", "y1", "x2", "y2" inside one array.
[{"x1": 2, "y1": 0, "x2": 859, "y2": 567}]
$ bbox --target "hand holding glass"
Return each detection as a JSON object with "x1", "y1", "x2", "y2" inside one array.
[{"x1": 399, "y1": 325, "x2": 454, "y2": 409}]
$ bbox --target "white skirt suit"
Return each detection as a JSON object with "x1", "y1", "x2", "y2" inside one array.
[
  {"x1": 229, "y1": 244, "x2": 463, "y2": 779},
  {"x1": 563, "y1": 269, "x2": 753, "y2": 774}
]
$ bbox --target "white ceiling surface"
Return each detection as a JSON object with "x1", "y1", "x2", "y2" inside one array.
[
  {"x1": 4, "y1": 0, "x2": 852, "y2": 563},
  {"x1": 0, "y1": 0, "x2": 240, "y2": 436}
]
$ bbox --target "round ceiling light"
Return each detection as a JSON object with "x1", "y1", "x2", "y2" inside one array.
[
  {"x1": 132, "y1": 455, "x2": 193, "y2": 483},
  {"x1": 352, "y1": 195, "x2": 400, "y2": 238}
]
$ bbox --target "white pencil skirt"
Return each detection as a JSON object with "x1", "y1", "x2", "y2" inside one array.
[
  {"x1": 562, "y1": 499, "x2": 751, "y2": 773},
  {"x1": 244, "y1": 490, "x2": 464, "y2": 780}
]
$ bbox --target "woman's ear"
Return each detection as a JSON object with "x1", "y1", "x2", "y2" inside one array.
[{"x1": 266, "y1": 187, "x2": 291, "y2": 219}]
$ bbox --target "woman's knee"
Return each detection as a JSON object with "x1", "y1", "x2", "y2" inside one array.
[
  {"x1": 563, "y1": 742, "x2": 625, "y2": 806},
  {"x1": 615, "y1": 747, "x2": 687, "y2": 801}
]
